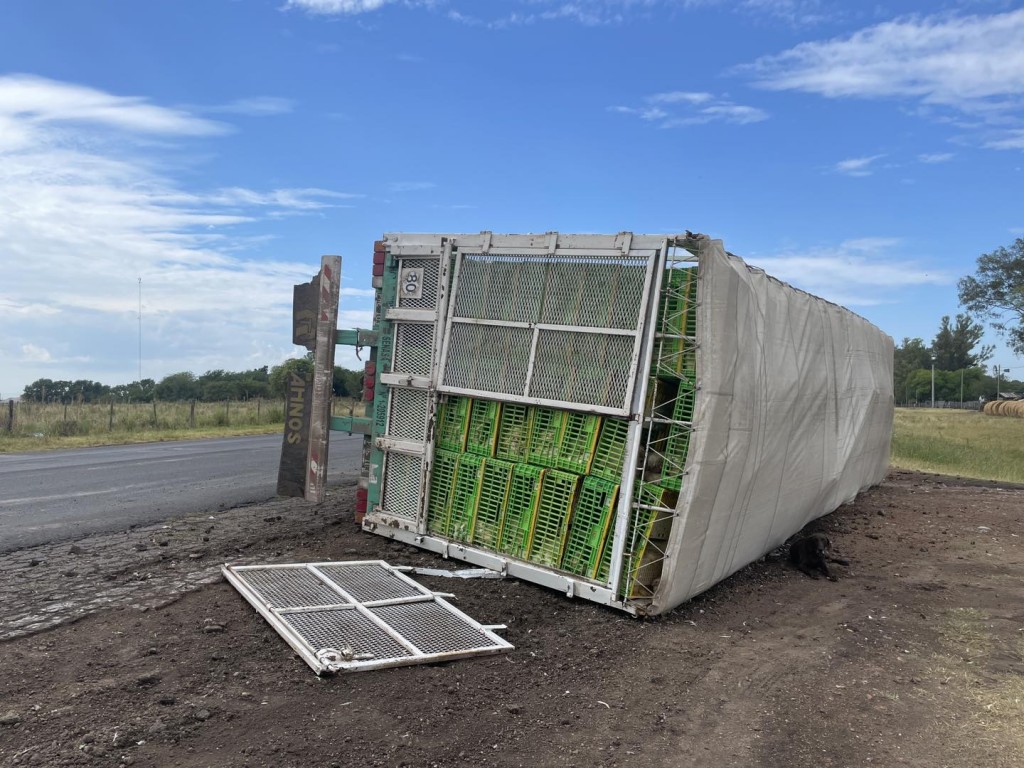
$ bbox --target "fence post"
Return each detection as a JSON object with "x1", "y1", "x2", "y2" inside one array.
[
  {"x1": 108, "y1": 400, "x2": 114, "y2": 431},
  {"x1": 152, "y1": 399, "x2": 157, "y2": 427},
  {"x1": 64, "y1": 403, "x2": 68, "y2": 422},
  {"x1": 189, "y1": 400, "x2": 196, "y2": 428},
  {"x1": 6, "y1": 400, "x2": 12, "y2": 434},
  {"x1": 257, "y1": 397, "x2": 261, "y2": 423},
  {"x1": 225, "y1": 399, "x2": 230, "y2": 425}
]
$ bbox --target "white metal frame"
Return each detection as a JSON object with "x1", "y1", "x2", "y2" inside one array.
[
  {"x1": 364, "y1": 232, "x2": 703, "y2": 613},
  {"x1": 223, "y1": 560, "x2": 513, "y2": 675},
  {"x1": 434, "y1": 242, "x2": 658, "y2": 417}
]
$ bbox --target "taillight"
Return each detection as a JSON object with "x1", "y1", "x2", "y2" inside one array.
[
  {"x1": 363, "y1": 360, "x2": 376, "y2": 402},
  {"x1": 372, "y1": 240, "x2": 385, "y2": 277},
  {"x1": 355, "y1": 486, "x2": 368, "y2": 524}
]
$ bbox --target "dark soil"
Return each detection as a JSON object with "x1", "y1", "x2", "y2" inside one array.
[{"x1": 1, "y1": 469, "x2": 1023, "y2": 767}]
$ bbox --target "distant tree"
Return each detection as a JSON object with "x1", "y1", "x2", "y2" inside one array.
[
  {"x1": 202, "y1": 380, "x2": 240, "y2": 401},
  {"x1": 269, "y1": 355, "x2": 314, "y2": 398},
  {"x1": 155, "y1": 372, "x2": 201, "y2": 401},
  {"x1": 893, "y1": 338, "x2": 932, "y2": 401},
  {"x1": 930, "y1": 314, "x2": 993, "y2": 371},
  {"x1": 332, "y1": 366, "x2": 363, "y2": 398},
  {"x1": 22, "y1": 379, "x2": 54, "y2": 402},
  {"x1": 958, "y1": 237, "x2": 1024, "y2": 356}
]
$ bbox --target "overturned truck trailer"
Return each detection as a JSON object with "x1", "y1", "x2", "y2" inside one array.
[{"x1": 340, "y1": 232, "x2": 893, "y2": 616}]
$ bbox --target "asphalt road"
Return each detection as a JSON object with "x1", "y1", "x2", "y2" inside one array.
[{"x1": 0, "y1": 433, "x2": 363, "y2": 553}]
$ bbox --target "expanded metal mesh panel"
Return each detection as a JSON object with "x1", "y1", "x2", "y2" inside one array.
[
  {"x1": 443, "y1": 324, "x2": 531, "y2": 395},
  {"x1": 241, "y1": 568, "x2": 349, "y2": 607},
  {"x1": 539, "y1": 259, "x2": 649, "y2": 329},
  {"x1": 398, "y1": 258, "x2": 440, "y2": 310},
  {"x1": 453, "y1": 256, "x2": 546, "y2": 323},
  {"x1": 528, "y1": 331, "x2": 635, "y2": 409},
  {"x1": 381, "y1": 452, "x2": 423, "y2": 520},
  {"x1": 442, "y1": 250, "x2": 654, "y2": 413},
  {"x1": 225, "y1": 561, "x2": 513, "y2": 674},
  {"x1": 315, "y1": 563, "x2": 426, "y2": 603},
  {"x1": 371, "y1": 602, "x2": 501, "y2": 655},
  {"x1": 386, "y1": 389, "x2": 430, "y2": 441},
  {"x1": 393, "y1": 323, "x2": 434, "y2": 376},
  {"x1": 284, "y1": 609, "x2": 414, "y2": 660}
]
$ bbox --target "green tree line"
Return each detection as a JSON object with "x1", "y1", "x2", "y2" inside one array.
[{"x1": 20, "y1": 355, "x2": 363, "y2": 404}]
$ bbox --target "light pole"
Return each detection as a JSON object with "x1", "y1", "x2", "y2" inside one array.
[
  {"x1": 995, "y1": 365, "x2": 1010, "y2": 400},
  {"x1": 931, "y1": 355, "x2": 936, "y2": 408}
]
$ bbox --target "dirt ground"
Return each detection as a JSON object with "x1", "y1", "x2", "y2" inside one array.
[{"x1": 1, "y1": 469, "x2": 1023, "y2": 768}]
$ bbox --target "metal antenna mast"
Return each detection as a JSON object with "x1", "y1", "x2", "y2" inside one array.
[{"x1": 138, "y1": 277, "x2": 143, "y2": 382}]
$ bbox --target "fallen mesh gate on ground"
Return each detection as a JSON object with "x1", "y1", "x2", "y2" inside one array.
[{"x1": 311, "y1": 232, "x2": 893, "y2": 616}]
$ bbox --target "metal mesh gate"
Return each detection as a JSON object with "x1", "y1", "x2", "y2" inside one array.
[
  {"x1": 439, "y1": 251, "x2": 657, "y2": 416},
  {"x1": 224, "y1": 561, "x2": 513, "y2": 674}
]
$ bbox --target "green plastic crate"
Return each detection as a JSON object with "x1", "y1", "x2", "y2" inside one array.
[
  {"x1": 466, "y1": 399, "x2": 502, "y2": 457},
  {"x1": 655, "y1": 267, "x2": 698, "y2": 379},
  {"x1": 495, "y1": 403, "x2": 531, "y2": 462},
  {"x1": 527, "y1": 407, "x2": 566, "y2": 468},
  {"x1": 471, "y1": 457, "x2": 514, "y2": 550},
  {"x1": 426, "y1": 450, "x2": 459, "y2": 536},
  {"x1": 595, "y1": 484, "x2": 666, "y2": 589},
  {"x1": 561, "y1": 476, "x2": 619, "y2": 578},
  {"x1": 436, "y1": 396, "x2": 470, "y2": 452},
  {"x1": 447, "y1": 453, "x2": 484, "y2": 542},
  {"x1": 660, "y1": 385, "x2": 696, "y2": 491},
  {"x1": 527, "y1": 469, "x2": 579, "y2": 568},
  {"x1": 497, "y1": 463, "x2": 544, "y2": 559},
  {"x1": 555, "y1": 412, "x2": 601, "y2": 474},
  {"x1": 625, "y1": 483, "x2": 674, "y2": 599},
  {"x1": 590, "y1": 417, "x2": 630, "y2": 482}
]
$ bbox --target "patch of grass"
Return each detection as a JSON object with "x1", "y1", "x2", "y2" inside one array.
[
  {"x1": 0, "y1": 398, "x2": 364, "y2": 454},
  {"x1": 892, "y1": 409, "x2": 1024, "y2": 484},
  {"x1": 926, "y1": 607, "x2": 1024, "y2": 761}
]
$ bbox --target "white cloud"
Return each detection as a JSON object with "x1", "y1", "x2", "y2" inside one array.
[
  {"x1": 0, "y1": 74, "x2": 226, "y2": 136},
  {"x1": 21, "y1": 344, "x2": 52, "y2": 363},
  {"x1": 206, "y1": 97, "x2": 294, "y2": 116},
  {"x1": 0, "y1": 75, "x2": 370, "y2": 396},
  {"x1": 648, "y1": 91, "x2": 715, "y2": 105},
  {"x1": 387, "y1": 181, "x2": 437, "y2": 192},
  {"x1": 285, "y1": 0, "x2": 393, "y2": 14},
  {"x1": 612, "y1": 91, "x2": 768, "y2": 128},
  {"x1": 918, "y1": 152, "x2": 954, "y2": 163},
  {"x1": 749, "y1": 238, "x2": 952, "y2": 306},
  {"x1": 834, "y1": 154, "x2": 885, "y2": 176},
  {"x1": 985, "y1": 129, "x2": 1024, "y2": 150},
  {"x1": 745, "y1": 9, "x2": 1024, "y2": 146}
]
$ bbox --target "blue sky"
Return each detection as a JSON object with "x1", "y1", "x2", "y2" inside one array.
[{"x1": 1, "y1": 0, "x2": 1023, "y2": 398}]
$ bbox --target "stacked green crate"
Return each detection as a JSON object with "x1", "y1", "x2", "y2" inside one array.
[
  {"x1": 655, "y1": 268, "x2": 697, "y2": 379},
  {"x1": 426, "y1": 450, "x2": 459, "y2": 536},
  {"x1": 659, "y1": 386, "x2": 696, "y2": 491},
  {"x1": 590, "y1": 417, "x2": 630, "y2": 482},
  {"x1": 495, "y1": 403, "x2": 530, "y2": 462},
  {"x1": 527, "y1": 408, "x2": 566, "y2": 468},
  {"x1": 561, "y1": 476, "x2": 619, "y2": 578},
  {"x1": 466, "y1": 398, "x2": 501, "y2": 456},
  {"x1": 594, "y1": 484, "x2": 666, "y2": 590},
  {"x1": 436, "y1": 396, "x2": 470, "y2": 452},
  {"x1": 447, "y1": 454, "x2": 484, "y2": 542},
  {"x1": 497, "y1": 463, "x2": 544, "y2": 559},
  {"x1": 625, "y1": 484, "x2": 674, "y2": 599},
  {"x1": 528, "y1": 469, "x2": 579, "y2": 568},
  {"x1": 471, "y1": 457, "x2": 514, "y2": 550},
  {"x1": 555, "y1": 412, "x2": 601, "y2": 474}
]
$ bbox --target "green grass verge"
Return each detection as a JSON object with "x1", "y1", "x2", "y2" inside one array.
[{"x1": 891, "y1": 408, "x2": 1024, "y2": 484}]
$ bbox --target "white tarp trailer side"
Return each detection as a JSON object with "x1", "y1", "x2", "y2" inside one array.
[
  {"x1": 655, "y1": 239, "x2": 893, "y2": 613},
  {"x1": 357, "y1": 232, "x2": 893, "y2": 615}
]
